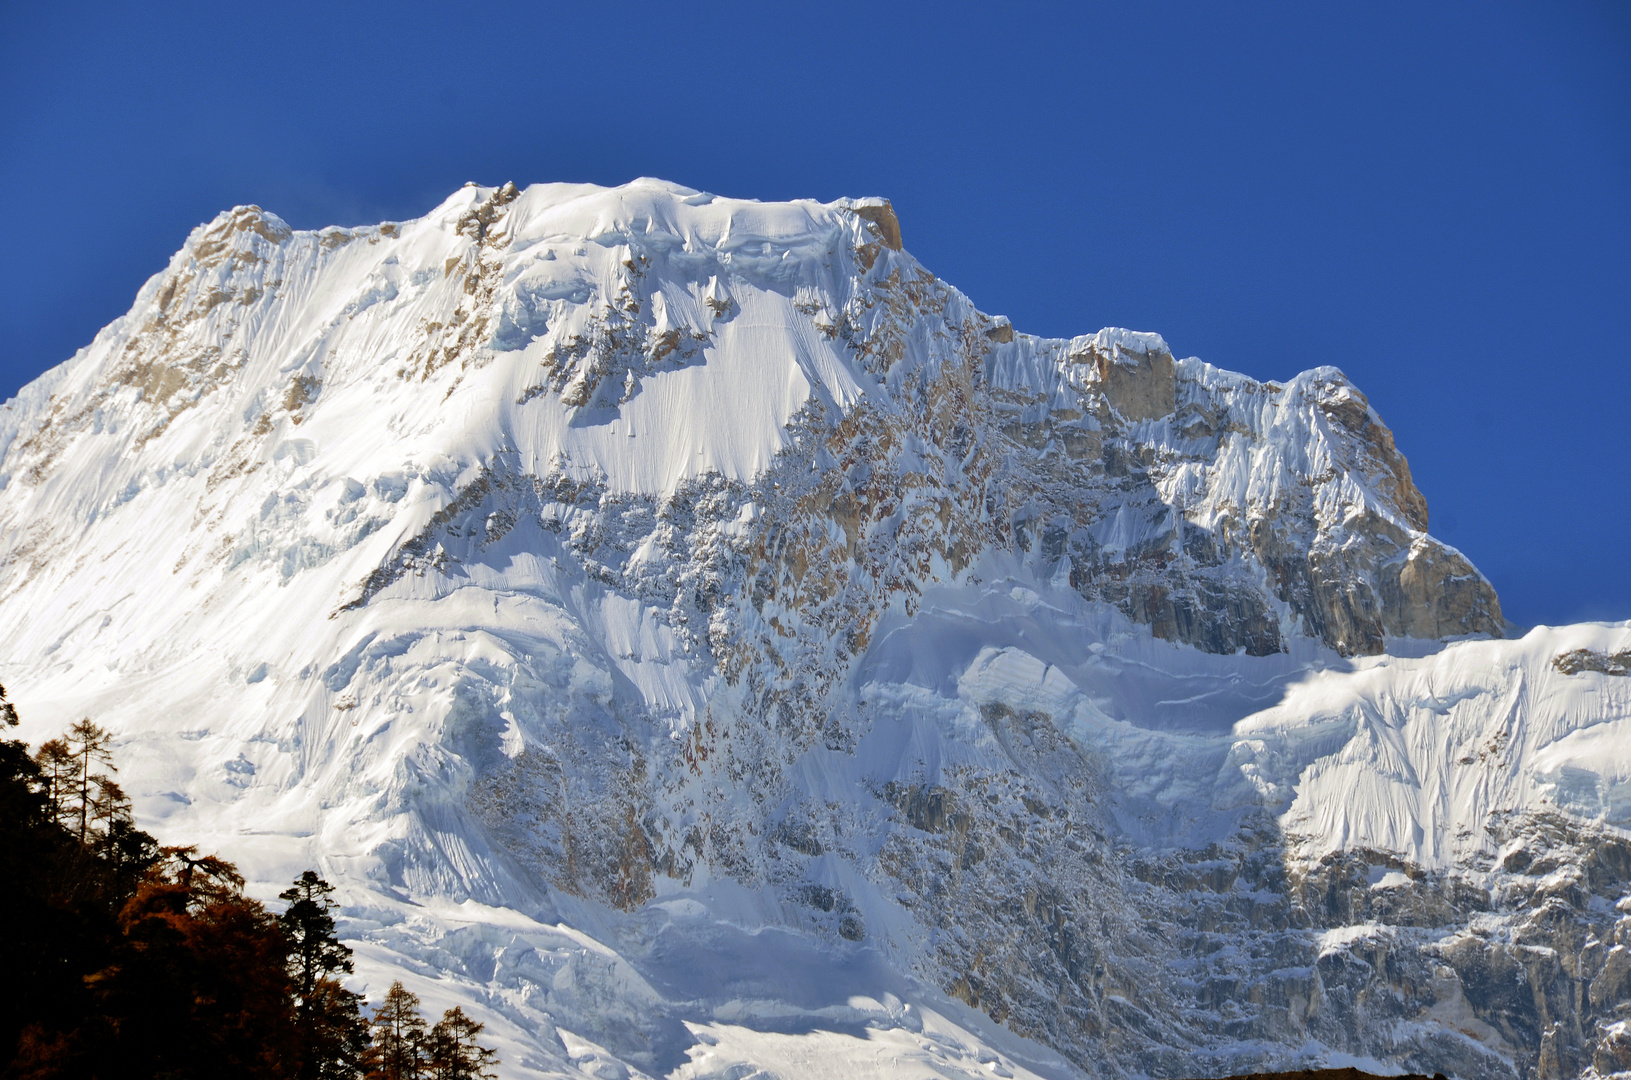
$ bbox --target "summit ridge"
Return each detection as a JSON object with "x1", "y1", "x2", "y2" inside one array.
[{"x1": 0, "y1": 180, "x2": 1625, "y2": 1079}]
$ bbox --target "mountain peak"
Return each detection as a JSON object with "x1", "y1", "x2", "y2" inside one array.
[
  {"x1": 187, "y1": 203, "x2": 294, "y2": 256},
  {"x1": 2, "y1": 179, "x2": 1615, "y2": 1080}
]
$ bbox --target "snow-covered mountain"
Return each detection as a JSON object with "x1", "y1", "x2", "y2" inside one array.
[{"x1": 1, "y1": 179, "x2": 1627, "y2": 1080}]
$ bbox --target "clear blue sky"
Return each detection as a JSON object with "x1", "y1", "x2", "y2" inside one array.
[{"x1": 2, "y1": 2, "x2": 1627, "y2": 627}]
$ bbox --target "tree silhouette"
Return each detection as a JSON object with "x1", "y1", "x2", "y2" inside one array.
[
  {"x1": 33, "y1": 736, "x2": 75, "y2": 831},
  {"x1": 33, "y1": 721, "x2": 133, "y2": 861},
  {"x1": 83, "y1": 848, "x2": 296, "y2": 1078},
  {"x1": 363, "y1": 981, "x2": 428, "y2": 1080},
  {"x1": 0, "y1": 713, "x2": 64, "y2": 1064},
  {"x1": 302, "y1": 976, "x2": 371, "y2": 1080},
  {"x1": 6, "y1": 713, "x2": 160, "y2": 1068},
  {"x1": 280, "y1": 870, "x2": 366, "y2": 1080},
  {"x1": 1, "y1": 711, "x2": 504, "y2": 1080},
  {"x1": 425, "y1": 1007, "x2": 497, "y2": 1080},
  {"x1": 67, "y1": 719, "x2": 113, "y2": 841},
  {"x1": 161, "y1": 844, "x2": 246, "y2": 899}
]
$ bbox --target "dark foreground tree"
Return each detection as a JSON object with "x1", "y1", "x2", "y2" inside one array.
[
  {"x1": 425, "y1": 1008, "x2": 498, "y2": 1080},
  {"x1": 2, "y1": 701, "x2": 163, "y2": 1069},
  {"x1": 0, "y1": 698, "x2": 289, "y2": 1078},
  {"x1": 0, "y1": 698, "x2": 69, "y2": 1062},
  {"x1": 64, "y1": 718, "x2": 116, "y2": 843},
  {"x1": 299, "y1": 976, "x2": 372, "y2": 1080},
  {"x1": 362, "y1": 981, "x2": 428, "y2": 1080},
  {"x1": 280, "y1": 870, "x2": 368, "y2": 1080},
  {"x1": 14, "y1": 847, "x2": 295, "y2": 1079},
  {"x1": 0, "y1": 700, "x2": 499, "y2": 1080},
  {"x1": 32, "y1": 737, "x2": 77, "y2": 832}
]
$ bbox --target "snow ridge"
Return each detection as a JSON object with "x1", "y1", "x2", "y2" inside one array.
[{"x1": 0, "y1": 179, "x2": 1626, "y2": 1079}]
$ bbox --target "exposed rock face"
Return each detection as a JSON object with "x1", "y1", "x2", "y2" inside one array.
[
  {"x1": 0, "y1": 180, "x2": 1615, "y2": 1080},
  {"x1": 1556, "y1": 648, "x2": 1631, "y2": 676}
]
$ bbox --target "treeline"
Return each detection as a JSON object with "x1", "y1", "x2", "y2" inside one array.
[{"x1": 0, "y1": 683, "x2": 497, "y2": 1080}]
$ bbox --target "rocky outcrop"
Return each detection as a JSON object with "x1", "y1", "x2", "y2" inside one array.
[
  {"x1": 0, "y1": 180, "x2": 1580, "y2": 1080},
  {"x1": 1556, "y1": 647, "x2": 1631, "y2": 676}
]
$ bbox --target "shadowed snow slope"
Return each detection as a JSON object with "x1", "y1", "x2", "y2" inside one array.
[{"x1": 1, "y1": 180, "x2": 1626, "y2": 1079}]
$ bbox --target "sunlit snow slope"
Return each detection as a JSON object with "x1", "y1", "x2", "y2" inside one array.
[{"x1": 1, "y1": 180, "x2": 1627, "y2": 1080}]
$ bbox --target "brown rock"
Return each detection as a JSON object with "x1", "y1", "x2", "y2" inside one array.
[
  {"x1": 1086, "y1": 339, "x2": 1176, "y2": 421},
  {"x1": 852, "y1": 201, "x2": 903, "y2": 251}
]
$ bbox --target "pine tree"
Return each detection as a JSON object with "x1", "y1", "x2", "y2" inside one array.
[
  {"x1": 162, "y1": 844, "x2": 246, "y2": 899},
  {"x1": 363, "y1": 981, "x2": 428, "y2": 1080},
  {"x1": 280, "y1": 870, "x2": 366, "y2": 1080},
  {"x1": 424, "y1": 1007, "x2": 497, "y2": 1080},
  {"x1": 5, "y1": 711, "x2": 164, "y2": 1072},
  {"x1": 303, "y1": 976, "x2": 372, "y2": 1080},
  {"x1": 0, "y1": 680, "x2": 17, "y2": 727},
  {"x1": 0, "y1": 707, "x2": 61, "y2": 1063},
  {"x1": 280, "y1": 870, "x2": 354, "y2": 1004},
  {"x1": 63, "y1": 718, "x2": 116, "y2": 842},
  {"x1": 88, "y1": 772, "x2": 133, "y2": 832},
  {"x1": 33, "y1": 736, "x2": 75, "y2": 830},
  {"x1": 2, "y1": 715, "x2": 296, "y2": 1079},
  {"x1": 95, "y1": 812, "x2": 160, "y2": 904},
  {"x1": 77, "y1": 846, "x2": 297, "y2": 1078}
]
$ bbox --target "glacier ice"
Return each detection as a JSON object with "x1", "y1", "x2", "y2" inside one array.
[{"x1": 0, "y1": 178, "x2": 1627, "y2": 1079}]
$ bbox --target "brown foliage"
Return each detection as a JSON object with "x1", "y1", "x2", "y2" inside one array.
[
  {"x1": 12, "y1": 849, "x2": 297, "y2": 1079},
  {"x1": 2, "y1": 708, "x2": 496, "y2": 1080}
]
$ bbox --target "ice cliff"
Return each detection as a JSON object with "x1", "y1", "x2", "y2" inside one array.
[{"x1": 0, "y1": 179, "x2": 1626, "y2": 1079}]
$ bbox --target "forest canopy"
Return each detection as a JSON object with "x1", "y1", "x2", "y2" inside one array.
[{"x1": 0, "y1": 682, "x2": 497, "y2": 1080}]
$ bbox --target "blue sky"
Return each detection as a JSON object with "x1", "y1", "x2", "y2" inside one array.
[{"x1": 1, "y1": 1, "x2": 1627, "y2": 627}]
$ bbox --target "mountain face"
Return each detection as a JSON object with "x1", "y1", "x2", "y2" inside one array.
[{"x1": 0, "y1": 179, "x2": 1626, "y2": 1080}]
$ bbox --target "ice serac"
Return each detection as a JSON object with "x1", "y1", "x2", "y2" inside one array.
[{"x1": 0, "y1": 179, "x2": 1624, "y2": 1080}]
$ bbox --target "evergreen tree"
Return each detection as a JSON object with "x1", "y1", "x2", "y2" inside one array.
[
  {"x1": 15, "y1": 845, "x2": 296, "y2": 1078},
  {"x1": 281, "y1": 871, "x2": 354, "y2": 999},
  {"x1": 33, "y1": 737, "x2": 75, "y2": 830},
  {"x1": 85, "y1": 847, "x2": 297, "y2": 1078},
  {"x1": 424, "y1": 1008, "x2": 497, "y2": 1080},
  {"x1": 0, "y1": 709, "x2": 305, "y2": 1079},
  {"x1": 94, "y1": 813, "x2": 161, "y2": 906},
  {"x1": 1, "y1": 706, "x2": 506, "y2": 1080},
  {"x1": 5, "y1": 704, "x2": 160, "y2": 1067},
  {"x1": 302, "y1": 977, "x2": 372, "y2": 1080},
  {"x1": 62, "y1": 718, "x2": 116, "y2": 843},
  {"x1": 280, "y1": 870, "x2": 366, "y2": 1080},
  {"x1": 88, "y1": 773, "x2": 133, "y2": 838},
  {"x1": 0, "y1": 680, "x2": 17, "y2": 728},
  {"x1": 33, "y1": 726, "x2": 134, "y2": 852},
  {"x1": 0, "y1": 705, "x2": 65, "y2": 1065},
  {"x1": 363, "y1": 981, "x2": 428, "y2": 1080}
]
